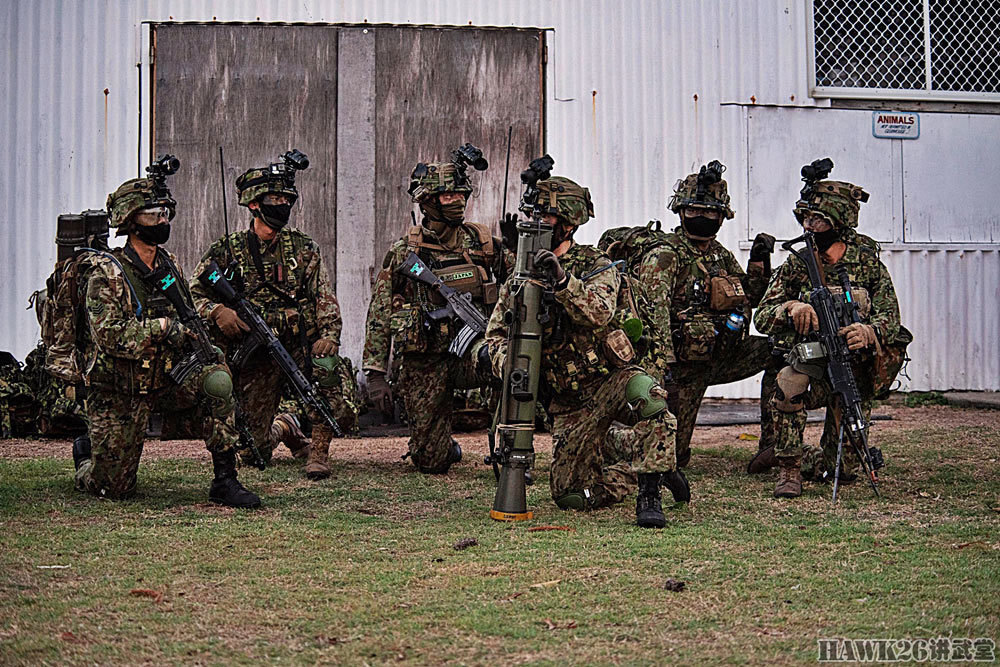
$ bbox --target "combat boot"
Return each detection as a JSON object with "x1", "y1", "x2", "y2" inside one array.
[
  {"x1": 209, "y1": 450, "x2": 262, "y2": 508},
  {"x1": 773, "y1": 456, "x2": 803, "y2": 498},
  {"x1": 747, "y1": 444, "x2": 777, "y2": 474},
  {"x1": 636, "y1": 473, "x2": 666, "y2": 528},
  {"x1": 270, "y1": 413, "x2": 309, "y2": 459},
  {"x1": 72, "y1": 434, "x2": 91, "y2": 471},
  {"x1": 661, "y1": 468, "x2": 691, "y2": 503},
  {"x1": 415, "y1": 439, "x2": 462, "y2": 475},
  {"x1": 304, "y1": 426, "x2": 333, "y2": 480}
]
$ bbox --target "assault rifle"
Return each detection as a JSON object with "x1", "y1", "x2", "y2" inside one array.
[
  {"x1": 397, "y1": 252, "x2": 489, "y2": 358},
  {"x1": 781, "y1": 232, "x2": 884, "y2": 500},
  {"x1": 148, "y1": 256, "x2": 266, "y2": 470},
  {"x1": 197, "y1": 260, "x2": 344, "y2": 439}
]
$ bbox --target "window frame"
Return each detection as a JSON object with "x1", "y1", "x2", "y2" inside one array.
[{"x1": 806, "y1": 0, "x2": 1000, "y2": 103}]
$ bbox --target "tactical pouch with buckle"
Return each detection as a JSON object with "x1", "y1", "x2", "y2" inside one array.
[
  {"x1": 603, "y1": 329, "x2": 635, "y2": 368},
  {"x1": 708, "y1": 274, "x2": 747, "y2": 311},
  {"x1": 677, "y1": 317, "x2": 715, "y2": 362},
  {"x1": 390, "y1": 303, "x2": 428, "y2": 355}
]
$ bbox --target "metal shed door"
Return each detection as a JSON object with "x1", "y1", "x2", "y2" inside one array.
[{"x1": 151, "y1": 23, "x2": 544, "y2": 361}]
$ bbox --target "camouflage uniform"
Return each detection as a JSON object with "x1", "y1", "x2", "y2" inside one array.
[
  {"x1": 191, "y1": 228, "x2": 360, "y2": 458},
  {"x1": 363, "y1": 161, "x2": 513, "y2": 473},
  {"x1": 75, "y1": 173, "x2": 259, "y2": 507},
  {"x1": 485, "y1": 177, "x2": 681, "y2": 523},
  {"x1": 0, "y1": 351, "x2": 37, "y2": 438},
  {"x1": 191, "y1": 158, "x2": 358, "y2": 479},
  {"x1": 755, "y1": 177, "x2": 910, "y2": 488},
  {"x1": 599, "y1": 169, "x2": 777, "y2": 469},
  {"x1": 77, "y1": 245, "x2": 239, "y2": 498}
]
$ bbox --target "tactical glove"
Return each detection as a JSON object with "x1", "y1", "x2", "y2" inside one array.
[
  {"x1": 499, "y1": 213, "x2": 519, "y2": 253},
  {"x1": 785, "y1": 300, "x2": 819, "y2": 335},
  {"x1": 162, "y1": 319, "x2": 194, "y2": 351},
  {"x1": 749, "y1": 232, "x2": 776, "y2": 262},
  {"x1": 366, "y1": 371, "x2": 394, "y2": 416},
  {"x1": 212, "y1": 306, "x2": 250, "y2": 339},
  {"x1": 312, "y1": 338, "x2": 339, "y2": 357},
  {"x1": 534, "y1": 249, "x2": 567, "y2": 287},
  {"x1": 475, "y1": 342, "x2": 495, "y2": 381},
  {"x1": 838, "y1": 322, "x2": 877, "y2": 351}
]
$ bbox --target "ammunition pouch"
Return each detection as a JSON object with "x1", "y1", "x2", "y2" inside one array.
[
  {"x1": 786, "y1": 341, "x2": 827, "y2": 379},
  {"x1": 675, "y1": 317, "x2": 716, "y2": 362},
  {"x1": 708, "y1": 274, "x2": 748, "y2": 312},
  {"x1": 603, "y1": 329, "x2": 635, "y2": 368},
  {"x1": 389, "y1": 303, "x2": 429, "y2": 355}
]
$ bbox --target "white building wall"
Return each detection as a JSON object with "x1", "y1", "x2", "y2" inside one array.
[{"x1": 2, "y1": 0, "x2": 998, "y2": 395}]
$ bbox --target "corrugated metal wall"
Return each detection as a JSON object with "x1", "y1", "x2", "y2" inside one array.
[{"x1": 3, "y1": 0, "x2": 998, "y2": 395}]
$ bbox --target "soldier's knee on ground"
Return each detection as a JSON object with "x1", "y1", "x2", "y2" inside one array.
[
  {"x1": 554, "y1": 487, "x2": 611, "y2": 511},
  {"x1": 773, "y1": 366, "x2": 810, "y2": 413}
]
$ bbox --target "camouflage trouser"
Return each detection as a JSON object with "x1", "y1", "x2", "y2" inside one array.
[
  {"x1": 767, "y1": 366, "x2": 874, "y2": 478},
  {"x1": 396, "y1": 352, "x2": 488, "y2": 471},
  {"x1": 666, "y1": 335, "x2": 779, "y2": 468},
  {"x1": 552, "y1": 367, "x2": 677, "y2": 509},
  {"x1": 76, "y1": 382, "x2": 238, "y2": 499},
  {"x1": 236, "y1": 354, "x2": 360, "y2": 465}
]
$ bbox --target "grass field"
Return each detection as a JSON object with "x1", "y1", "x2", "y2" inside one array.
[{"x1": 1, "y1": 403, "x2": 998, "y2": 665}]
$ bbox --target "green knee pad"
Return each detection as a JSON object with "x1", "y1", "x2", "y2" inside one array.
[
  {"x1": 311, "y1": 356, "x2": 342, "y2": 388},
  {"x1": 554, "y1": 492, "x2": 588, "y2": 511},
  {"x1": 625, "y1": 373, "x2": 667, "y2": 419},
  {"x1": 202, "y1": 367, "x2": 234, "y2": 418}
]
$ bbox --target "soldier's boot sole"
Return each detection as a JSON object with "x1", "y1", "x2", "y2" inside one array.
[
  {"x1": 747, "y1": 445, "x2": 777, "y2": 475},
  {"x1": 661, "y1": 469, "x2": 691, "y2": 503}
]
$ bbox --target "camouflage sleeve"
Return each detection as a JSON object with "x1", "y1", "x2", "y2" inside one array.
[
  {"x1": 189, "y1": 243, "x2": 226, "y2": 321},
  {"x1": 743, "y1": 262, "x2": 770, "y2": 307},
  {"x1": 753, "y1": 258, "x2": 801, "y2": 336},
  {"x1": 638, "y1": 247, "x2": 679, "y2": 363},
  {"x1": 485, "y1": 279, "x2": 513, "y2": 378},
  {"x1": 555, "y1": 259, "x2": 620, "y2": 328},
  {"x1": 302, "y1": 242, "x2": 342, "y2": 344},
  {"x1": 497, "y1": 244, "x2": 516, "y2": 283},
  {"x1": 362, "y1": 242, "x2": 406, "y2": 373},
  {"x1": 866, "y1": 256, "x2": 901, "y2": 344},
  {"x1": 85, "y1": 261, "x2": 167, "y2": 360}
]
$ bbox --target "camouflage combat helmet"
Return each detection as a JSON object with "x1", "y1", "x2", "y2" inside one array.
[
  {"x1": 236, "y1": 166, "x2": 300, "y2": 208},
  {"x1": 106, "y1": 178, "x2": 177, "y2": 233},
  {"x1": 407, "y1": 162, "x2": 473, "y2": 202},
  {"x1": 668, "y1": 161, "x2": 735, "y2": 219},
  {"x1": 793, "y1": 180, "x2": 869, "y2": 229},
  {"x1": 529, "y1": 176, "x2": 595, "y2": 227}
]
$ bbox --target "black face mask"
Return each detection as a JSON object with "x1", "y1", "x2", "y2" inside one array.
[
  {"x1": 813, "y1": 227, "x2": 840, "y2": 252},
  {"x1": 681, "y1": 215, "x2": 722, "y2": 239},
  {"x1": 135, "y1": 223, "x2": 171, "y2": 246},
  {"x1": 257, "y1": 203, "x2": 293, "y2": 229}
]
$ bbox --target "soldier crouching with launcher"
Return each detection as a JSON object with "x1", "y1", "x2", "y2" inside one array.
[{"x1": 485, "y1": 161, "x2": 689, "y2": 528}]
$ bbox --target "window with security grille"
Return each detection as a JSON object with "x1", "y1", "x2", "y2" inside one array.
[{"x1": 810, "y1": 0, "x2": 1000, "y2": 101}]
